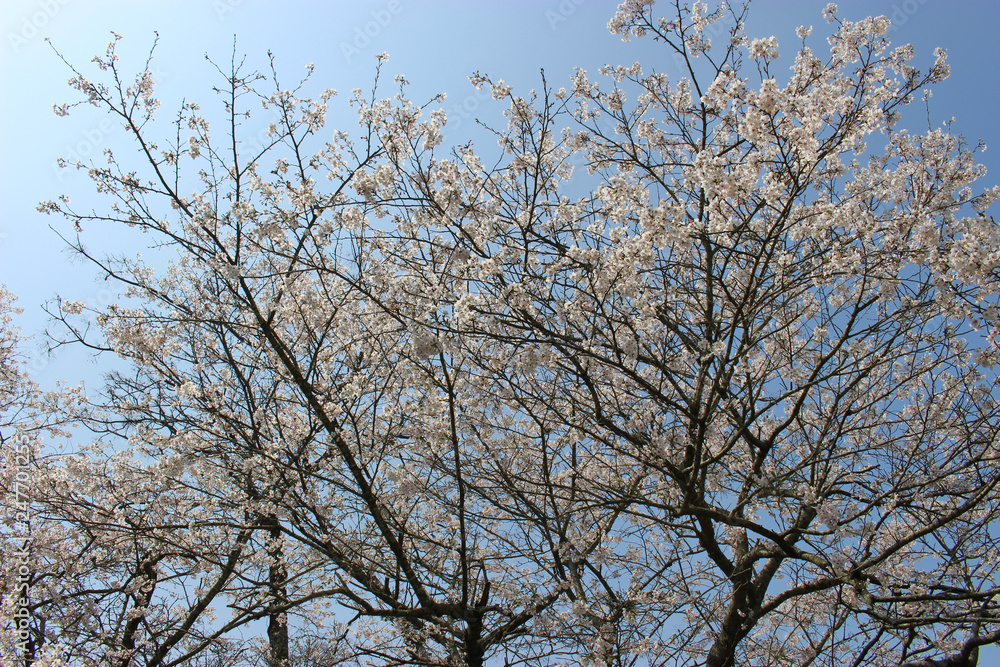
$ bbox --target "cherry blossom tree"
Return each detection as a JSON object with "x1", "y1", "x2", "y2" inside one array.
[
  {"x1": 0, "y1": 285, "x2": 47, "y2": 667},
  {"x1": 26, "y1": 2, "x2": 1000, "y2": 666}
]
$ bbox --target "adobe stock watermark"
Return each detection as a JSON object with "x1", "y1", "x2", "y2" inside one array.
[
  {"x1": 340, "y1": 0, "x2": 403, "y2": 63},
  {"x1": 444, "y1": 85, "x2": 493, "y2": 133},
  {"x1": 9, "y1": 431, "x2": 35, "y2": 658},
  {"x1": 29, "y1": 289, "x2": 116, "y2": 375},
  {"x1": 51, "y1": 63, "x2": 168, "y2": 184},
  {"x1": 546, "y1": 0, "x2": 587, "y2": 31},
  {"x1": 7, "y1": 0, "x2": 73, "y2": 53},
  {"x1": 886, "y1": 0, "x2": 930, "y2": 32},
  {"x1": 53, "y1": 116, "x2": 117, "y2": 183},
  {"x1": 213, "y1": 0, "x2": 243, "y2": 21},
  {"x1": 240, "y1": 118, "x2": 284, "y2": 160}
]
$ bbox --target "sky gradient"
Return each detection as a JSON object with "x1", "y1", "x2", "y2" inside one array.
[{"x1": 3, "y1": 1, "x2": 999, "y2": 369}]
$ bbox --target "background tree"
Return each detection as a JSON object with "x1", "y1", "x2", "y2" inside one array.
[{"x1": 25, "y1": 1, "x2": 1000, "y2": 666}]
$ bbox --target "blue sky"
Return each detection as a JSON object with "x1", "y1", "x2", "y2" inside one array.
[
  {"x1": 1, "y1": 1, "x2": 999, "y2": 661},
  {"x1": 2, "y1": 0, "x2": 999, "y2": 376}
]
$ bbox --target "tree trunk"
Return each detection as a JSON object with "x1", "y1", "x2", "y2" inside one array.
[{"x1": 265, "y1": 517, "x2": 290, "y2": 667}]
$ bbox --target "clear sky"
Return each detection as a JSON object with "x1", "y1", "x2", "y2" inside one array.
[
  {"x1": 1, "y1": 0, "x2": 1000, "y2": 661},
  {"x1": 3, "y1": 0, "x2": 1000, "y2": 375}
]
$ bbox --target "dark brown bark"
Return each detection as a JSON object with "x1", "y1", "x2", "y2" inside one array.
[
  {"x1": 265, "y1": 516, "x2": 290, "y2": 667},
  {"x1": 120, "y1": 557, "x2": 160, "y2": 667}
]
